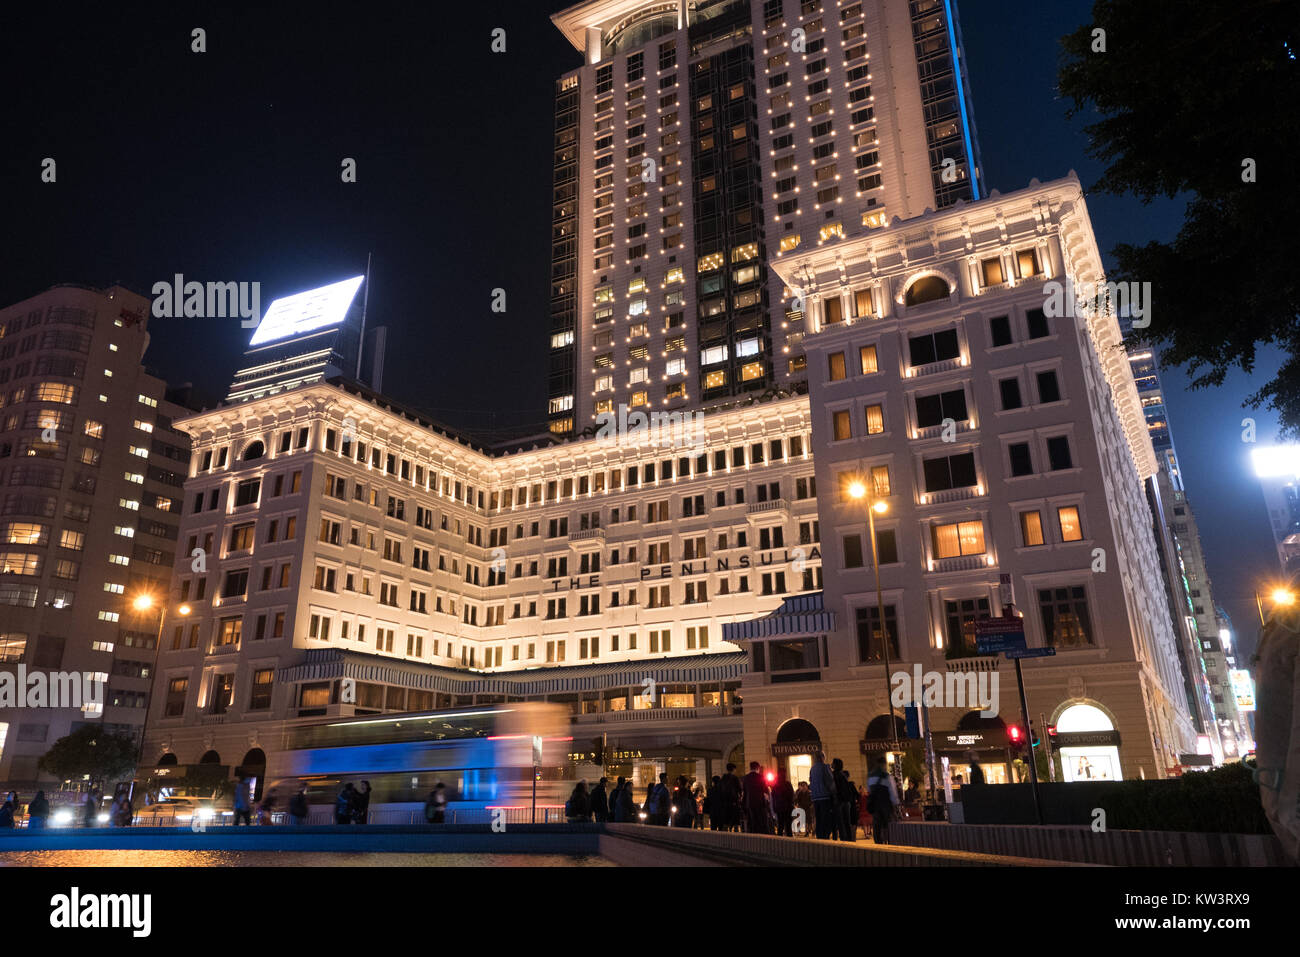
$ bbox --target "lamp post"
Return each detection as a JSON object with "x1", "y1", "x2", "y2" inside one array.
[
  {"x1": 848, "y1": 479, "x2": 897, "y2": 754},
  {"x1": 129, "y1": 593, "x2": 191, "y2": 799},
  {"x1": 1254, "y1": 586, "x2": 1296, "y2": 627}
]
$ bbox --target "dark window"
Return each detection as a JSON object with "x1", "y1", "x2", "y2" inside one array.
[
  {"x1": 989, "y1": 315, "x2": 1012, "y2": 347},
  {"x1": 1009, "y1": 442, "x2": 1034, "y2": 476},
  {"x1": 999, "y1": 378, "x2": 1022, "y2": 410},
  {"x1": 1047, "y1": 436, "x2": 1073, "y2": 470},
  {"x1": 915, "y1": 389, "x2": 967, "y2": 427},
  {"x1": 1036, "y1": 370, "x2": 1061, "y2": 403},
  {"x1": 922, "y1": 452, "x2": 977, "y2": 492},
  {"x1": 874, "y1": 528, "x2": 898, "y2": 565},
  {"x1": 1038, "y1": 586, "x2": 1095, "y2": 647},
  {"x1": 234, "y1": 480, "x2": 260, "y2": 507},
  {"x1": 855, "y1": 606, "x2": 899, "y2": 662},
  {"x1": 1026, "y1": 308, "x2": 1049, "y2": 339},
  {"x1": 842, "y1": 534, "x2": 864, "y2": 569},
  {"x1": 907, "y1": 329, "x2": 960, "y2": 366}
]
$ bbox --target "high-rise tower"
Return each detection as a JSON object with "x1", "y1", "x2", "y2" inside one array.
[{"x1": 546, "y1": 0, "x2": 983, "y2": 437}]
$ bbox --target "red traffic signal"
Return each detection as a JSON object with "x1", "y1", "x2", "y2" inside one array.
[{"x1": 1008, "y1": 726, "x2": 1023, "y2": 743}]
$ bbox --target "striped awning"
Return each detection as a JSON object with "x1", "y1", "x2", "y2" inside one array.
[
  {"x1": 278, "y1": 648, "x2": 748, "y2": 695},
  {"x1": 721, "y1": 592, "x2": 834, "y2": 642}
]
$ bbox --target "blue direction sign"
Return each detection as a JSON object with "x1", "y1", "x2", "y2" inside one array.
[
  {"x1": 1005, "y1": 647, "x2": 1057, "y2": 660},
  {"x1": 974, "y1": 617, "x2": 1027, "y2": 654}
]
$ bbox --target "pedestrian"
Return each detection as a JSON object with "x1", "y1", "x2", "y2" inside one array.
[
  {"x1": 232, "y1": 775, "x2": 253, "y2": 826},
  {"x1": 641, "y1": 780, "x2": 656, "y2": 822},
  {"x1": 424, "y1": 783, "x2": 448, "y2": 824},
  {"x1": 617, "y1": 777, "x2": 636, "y2": 823},
  {"x1": 858, "y1": 783, "x2": 872, "y2": 837},
  {"x1": 289, "y1": 785, "x2": 309, "y2": 825},
  {"x1": 866, "y1": 757, "x2": 901, "y2": 844},
  {"x1": 258, "y1": 788, "x2": 278, "y2": 825},
  {"x1": 0, "y1": 793, "x2": 14, "y2": 828},
  {"x1": 719, "y1": 763, "x2": 742, "y2": 831},
  {"x1": 116, "y1": 789, "x2": 135, "y2": 827},
  {"x1": 705, "y1": 776, "x2": 720, "y2": 829},
  {"x1": 335, "y1": 782, "x2": 356, "y2": 825},
  {"x1": 794, "y1": 781, "x2": 814, "y2": 837},
  {"x1": 832, "y1": 759, "x2": 858, "y2": 842},
  {"x1": 772, "y1": 768, "x2": 795, "y2": 837},
  {"x1": 968, "y1": 752, "x2": 985, "y2": 786},
  {"x1": 608, "y1": 778, "x2": 624, "y2": 821},
  {"x1": 649, "y1": 773, "x2": 671, "y2": 825},
  {"x1": 692, "y1": 784, "x2": 705, "y2": 828},
  {"x1": 566, "y1": 781, "x2": 591, "y2": 822},
  {"x1": 591, "y1": 776, "x2": 609, "y2": 823},
  {"x1": 27, "y1": 791, "x2": 49, "y2": 830},
  {"x1": 81, "y1": 788, "x2": 98, "y2": 828},
  {"x1": 352, "y1": 781, "x2": 371, "y2": 825},
  {"x1": 671, "y1": 776, "x2": 695, "y2": 828},
  {"x1": 741, "y1": 761, "x2": 771, "y2": 835},
  {"x1": 809, "y1": 751, "x2": 838, "y2": 839}
]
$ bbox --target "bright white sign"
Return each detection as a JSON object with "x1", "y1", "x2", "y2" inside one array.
[
  {"x1": 248, "y1": 275, "x2": 364, "y2": 346},
  {"x1": 1251, "y1": 445, "x2": 1300, "y2": 479},
  {"x1": 1229, "y1": 669, "x2": 1256, "y2": 712}
]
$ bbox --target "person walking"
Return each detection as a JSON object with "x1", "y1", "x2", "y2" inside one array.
[
  {"x1": 424, "y1": 783, "x2": 448, "y2": 824},
  {"x1": 671, "y1": 776, "x2": 695, "y2": 828},
  {"x1": 81, "y1": 788, "x2": 99, "y2": 828},
  {"x1": 334, "y1": 782, "x2": 356, "y2": 825},
  {"x1": 566, "y1": 781, "x2": 591, "y2": 822},
  {"x1": 794, "y1": 781, "x2": 814, "y2": 837},
  {"x1": 289, "y1": 786, "x2": 309, "y2": 825},
  {"x1": 741, "y1": 762, "x2": 771, "y2": 835},
  {"x1": 0, "y1": 793, "x2": 15, "y2": 829},
  {"x1": 27, "y1": 791, "x2": 49, "y2": 830},
  {"x1": 772, "y1": 768, "x2": 796, "y2": 837},
  {"x1": 258, "y1": 788, "x2": 278, "y2": 825},
  {"x1": 809, "y1": 751, "x2": 838, "y2": 840},
  {"x1": 649, "y1": 773, "x2": 671, "y2": 826},
  {"x1": 116, "y1": 790, "x2": 135, "y2": 827},
  {"x1": 968, "y1": 752, "x2": 985, "y2": 786},
  {"x1": 866, "y1": 757, "x2": 901, "y2": 844},
  {"x1": 704, "y1": 776, "x2": 720, "y2": 829},
  {"x1": 832, "y1": 759, "x2": 858, "y2": 842},
  {"x1": 590, "y1": 777, "x2": 609, "y2": 823},
  {"x1": 232, "y1": 776, "x2": 253, "y2": 826},
  {"x1": 351, "y1": 781, "x2": 371, "y2": 825},
  {"x1": 718, "y1": 764, "x2": 742, "y2": 832},
  {"x1": 692, "y1": 784, "x2": 705, "y2": 829},
  {"x1": 615, "y1": 777, "x2": 635, "y2": 823}
]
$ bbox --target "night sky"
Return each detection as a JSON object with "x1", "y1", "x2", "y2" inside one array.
[{"x1": 0, "y1": 1, "x2": 1281, "y2": 656}]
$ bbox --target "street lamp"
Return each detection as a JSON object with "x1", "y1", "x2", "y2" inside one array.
[
  {"x1": 128, "y1": 593, "x2": 191, "y2": 801},
  {"x1": 1254, "y1": 586, "x2": 1296, "y2": 626},
  {"x1": 847, "y1": 479, "x2": 897, "y2": 754}
]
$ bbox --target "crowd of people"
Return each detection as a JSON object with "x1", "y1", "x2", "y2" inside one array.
[{"x1": 565, "y1": 751, "x2": 905, "y2": 843}]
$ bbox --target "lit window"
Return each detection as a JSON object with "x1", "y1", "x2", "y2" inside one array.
[
  {"x1": 103, "y1": 583, "x2": 125, "y2": 594},
  {"x1": 124, "y1": 472, "x2": 144, "y2": 484},
  {"x1": 628, "y1": 278, "x2": 647, "y2": 295},
  {"x1": 84, "y1": 420, "x2": 105, "y2": 439},
  {"x1": 114, "y1": 526, "x2": 135, "y2": 538},
  {"x1": 550, "y1": 331, "x2": 574, "y2": 348},
  {"x1": 864, "y1": 404, "x2": 884, "y2": 434},
  {"x1": 630, "y1": 391, "x2": 649, "y2": 408},
  {"x1": 860, "y1": 345, "x2": 878, "y2": 374},
  {"x1": 1020, "y1": 511, "x2": 1044, "y2": 547},
  {"x1": 780, "y1": 234, "x2": 801, "y2": 252},
  {"x1": 1058, "y1": 506, "x2": 1083, "y2": 542},
  {"x1": 108, "y1": 554, "x2": 130, "y2": 565},
  {"x1": 730, "y1": 242, "x2": 759, "y2": 263},
  {"x1": 705, "y1": 370, "x2": 727, "y2": 389},
  {"x1": 665, "y1": 267, "x2": 684, "y2": 284},
  {"x1": 819, "y1": 222, "x2": 845, "y2": 242},
  {"x1": 697, "y1": 252, "x2": 724, "y2": 273},
  {"x1": 128, "y1": 445, "x2": 149, "y2": 458},
  {"x1": 741, "y1": 361, "x2": 764, "y2": 381},
  {"x1": 98, "y1": 611, "x2": 120, "y2": 623},
  {"x1": 666, "y1": 358, "x2": 687, "y2": 376},
  {"x1": 932, "y1": 521, "x2": 986, "y2": 559},
  {"x1": 701, "y1": 344, "x2": 728, "y2": 365}
]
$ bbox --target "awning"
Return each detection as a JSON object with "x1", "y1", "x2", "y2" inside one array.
[{"x1": 721, "y1": 592, "x2": 834, "y2": 642}]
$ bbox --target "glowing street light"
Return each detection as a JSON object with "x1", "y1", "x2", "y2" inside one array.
[
  {"x1": 848, "y1": 478, "x2": 897, "y2": 753},
  {"x1": 1254, "y1": 585, "x2": 1297, "y2": 626}
]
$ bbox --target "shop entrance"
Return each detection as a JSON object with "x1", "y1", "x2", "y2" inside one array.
[{"x1": 774, "y1": 718, "x2": 821, "y2": 786}]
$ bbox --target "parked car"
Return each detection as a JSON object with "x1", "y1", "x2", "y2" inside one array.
[{"x1": 132, "y1": 797, "x2": 226, "y2": 826}]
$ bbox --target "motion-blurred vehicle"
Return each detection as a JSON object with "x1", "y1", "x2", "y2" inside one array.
[{"x1": 132, "y1": 797, "x2": 227, "y2": 826}]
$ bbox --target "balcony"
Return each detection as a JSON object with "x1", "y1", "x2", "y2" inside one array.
[
  {"x1": 906, "y1": 357, "x2": 966, "y2": 378},
  {"x1": 206, "y1": 642, "x2": 241, "y2": 657},
  {"x1": 571, "y1": 705, "x2": 738, "y2": 724},
  {"x1": 944, "y1": 653, "x2": 1001, "y2": 671},
  {"x1": 570, "y1": 526, "x2": 605, "y2": 543},
  {"x1": 919, "y1": 485, "x2": 983, "y2": 506},
  {"x1": 912, "y1": 420, "x2": 975, "y2": 441},
  {"x1": 746, "y1": 499, "x2": 789, "y2": 522},
  {"x1": 927, "y1": 554, "x2": 990, "y2": 574}
]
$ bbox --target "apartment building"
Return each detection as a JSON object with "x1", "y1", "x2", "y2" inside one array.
[
  {"x1": 732, "y1": 175, "x2": 1200, "y2": 784},
  {"x1": 546, "y1": 0, "x2": 983, "y2": 436},
  {"x1": 0, "y1": 284, "x2": 191, "y2": 788}
]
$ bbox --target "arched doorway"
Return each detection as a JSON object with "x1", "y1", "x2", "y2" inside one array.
[
  {"x1": 1056, "y1": 703, "x2": 1122, "y2": 781},
  {"x1": 156, "y1": 753, "x2": 178, "y2": 766},
  {"x1": 947, "y1": 712, "x2": 1011, "y2": 785},
  {"x1": 238, "y1": 748, "x2": 268, "y2": 802},
  {"x1": 198, "y1": 750, "x2": 220, "y2": 764},
  {"x1": 774, "y1": 718, "x2": 822, "y2": 785}
]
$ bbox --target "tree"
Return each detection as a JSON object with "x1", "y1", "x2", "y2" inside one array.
[
  {"x1": 38, "y1": 726, "x2": 138, "y2": 788},
  {"x1": 1058, "y1": 0, "x2": 1300, "y2": 432}
]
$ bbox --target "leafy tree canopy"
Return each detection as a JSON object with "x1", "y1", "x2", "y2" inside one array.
[
  {"x1": 38, "y1": 725, "x2": 138, "y2": 788},
  {"x1": 1058, "y1": 0, "x2": 1300, "y2": 431}
]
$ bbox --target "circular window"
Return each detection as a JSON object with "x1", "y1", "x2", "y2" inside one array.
[
  {"x1": 243, "y1": 441, "x2": 265, "y2": 461},
  {"x1": 904, "y1": 275, "x2": 951, "y2": 306}
]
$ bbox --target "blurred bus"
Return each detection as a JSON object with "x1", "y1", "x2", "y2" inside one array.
[{"x1": 267, "y1": 702, "x2": 575, "y2": 821}]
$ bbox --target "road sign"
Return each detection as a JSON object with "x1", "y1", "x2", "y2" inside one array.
[
  {"x1": 974, "y1": 617, "x2": 1026, "y2": 654},
  {"x1": 1005, "y1": 647, "x2": 1057, "y2": 660}
]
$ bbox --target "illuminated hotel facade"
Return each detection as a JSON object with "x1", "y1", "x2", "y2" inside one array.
[
  {"x1": 546, "y1": 0, "x2": 984, "y2": 438},
  {"x1": 140, "y1": 176, "x2": 1201, "y2": 794}
]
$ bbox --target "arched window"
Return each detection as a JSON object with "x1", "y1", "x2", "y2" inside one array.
[
  {"x1": 156, "y1": 752, "x2": 178, "y2": 766},
  {"x1": 956, "y1": 711, "x2": 1006, "y2": 732},
  {"x1": 776, "y1": 718, "x2": 820, "y2": 744},
  {"x1": 904, "y1": 275, "x2": 951, "y2": 306},
  {"x1": 240, "y1": 748, "x2": 266, "y2": 767},
  {"x1": 199, "y1": 749, "x2": 221, "y2": 764},
  {"x1": 865, "y1": 713, "x2": 907, "y2": 740},
  {"x1": 243, "y1": 440, "x2": 265, "y2": 461}
]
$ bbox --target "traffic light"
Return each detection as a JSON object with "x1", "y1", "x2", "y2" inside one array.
[
  {"x1": 1007, "y1": 725, "x2": 1025, "y2": 759},
  {"x1": 1030, "y1": 722, "x2": 1041, "y2": 749},
  {"x1": 1047, "y1": 725, "x2": 1058, "y2": 750}
]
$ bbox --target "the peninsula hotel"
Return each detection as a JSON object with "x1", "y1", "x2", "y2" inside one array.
[{"x1": 138, "y1": 172, "x2": 1200, "y2": 796}]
